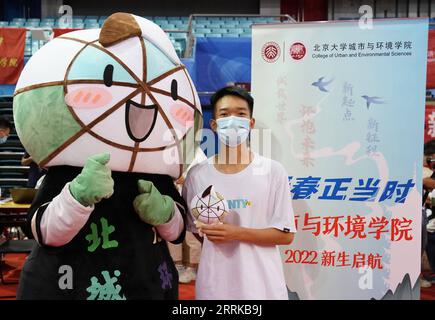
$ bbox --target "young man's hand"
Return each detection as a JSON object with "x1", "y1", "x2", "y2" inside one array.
[
  {"x1": 200, "y1": 223, "x2": 240, "y2": 243},
  {"x1": 200, "y1": 223, "x2": 295, "y2": 246}
]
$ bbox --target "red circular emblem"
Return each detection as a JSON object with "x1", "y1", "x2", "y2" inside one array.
[
  {"x1": 289, "y1": 42, "x2": 306, "y2": 60},
  {"x1": 261, "y1": 42, "x2": 280, "y2": 63}
]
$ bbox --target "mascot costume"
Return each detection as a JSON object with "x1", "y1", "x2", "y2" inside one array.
[{"x1": 12, "y1": 12, "x2": 202, "y2": 299}]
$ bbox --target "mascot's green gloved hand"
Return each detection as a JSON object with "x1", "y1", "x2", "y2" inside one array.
[
  {"x1": 69, "y1": 153, "x2": 114, "y2": 207},
  {"x1": 133, "y1": 180, "x2": 174, "y2": 226}
]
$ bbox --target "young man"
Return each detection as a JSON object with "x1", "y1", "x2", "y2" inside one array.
[{"x1": 182, "y1": 86, "x2": 296, "y2": 300}]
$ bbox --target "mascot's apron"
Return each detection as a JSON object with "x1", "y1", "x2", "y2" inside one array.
[{"x1": 17, "y1": 166, "x2": 186, "y2": 300}]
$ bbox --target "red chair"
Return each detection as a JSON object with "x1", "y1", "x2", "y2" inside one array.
[{"x1": 0, "y1": 239, "x2": 35, "y2": 284}]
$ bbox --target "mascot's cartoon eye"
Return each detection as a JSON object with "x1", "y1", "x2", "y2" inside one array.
[
  {"x1": 171, "y1": 79, "x2": 178, "y2": 101},
  {"x1": 103, "y1": 64, "x2": 114, "y2": 87}
]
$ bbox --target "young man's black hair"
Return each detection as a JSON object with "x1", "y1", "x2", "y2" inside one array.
[{"x1": 210, "y1": 86, "x2": 254, "y2": 118}]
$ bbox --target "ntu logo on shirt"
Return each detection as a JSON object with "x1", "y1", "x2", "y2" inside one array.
[{"x1": 227, "y1": 199, "x2": 252, "y2": 209}]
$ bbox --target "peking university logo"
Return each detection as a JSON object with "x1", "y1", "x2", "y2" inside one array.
[
  {"x1": 289, "y1": 42, "x2": 306, "y2": 60},
  {"x1": 261, "y1": 41, "x2": 281, "y2": 63}
]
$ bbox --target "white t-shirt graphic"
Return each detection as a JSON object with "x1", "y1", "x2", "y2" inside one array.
[{"x1": 182, "y1": 152, "x2": 296, "y2": 300}]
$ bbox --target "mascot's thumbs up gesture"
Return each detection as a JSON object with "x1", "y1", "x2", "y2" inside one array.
[
  {"x1": 134, "y1": 180, "x2": 174, "y2": 226},
  {"x1": 69, "y1": 153, "x2": 114, "y2": 207},
  {"x1": 30, "y1": 153, "x2": 115, "y2": 247}
]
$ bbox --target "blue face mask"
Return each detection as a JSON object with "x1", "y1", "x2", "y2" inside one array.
[
  {"x1": 0, "y1": 135, "x2": 8, "y2": 144},
  {"x1": 216, "y1": 116, "x2": 251, "y2": 147}
]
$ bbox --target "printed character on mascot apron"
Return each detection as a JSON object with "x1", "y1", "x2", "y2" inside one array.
[{"x1": 13, "y1": 12, "x2": 202, "y2": 299}]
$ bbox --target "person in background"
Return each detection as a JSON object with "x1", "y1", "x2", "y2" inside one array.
[
  {"x1": 21, "y1": 150, "x2": 46, "y2": 188},
  {"x1": 0, "y1": 117, "x2": 12, "y2": 199},
  {"x1": 0, "y1": 116, "x2": 11, "y2": 144},
  {"x1": 0, "y1": 116, "x2": 45, "y2": 188},
  {"x1": 0, "y1": 118, "x2": 15, "y2": 238}
]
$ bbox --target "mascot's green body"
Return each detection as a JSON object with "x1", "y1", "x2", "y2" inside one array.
[{"x1": 13, "y1": 12, "x2": 202, "y2": 299}]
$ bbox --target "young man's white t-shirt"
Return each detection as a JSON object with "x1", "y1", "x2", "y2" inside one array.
[{"x1": 182, "y1": 152, "x2": 296, "y2": 300}]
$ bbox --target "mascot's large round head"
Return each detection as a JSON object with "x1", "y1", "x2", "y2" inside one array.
[{"x1": 13, "y1": 12, "x2": 202, "y2": 178}]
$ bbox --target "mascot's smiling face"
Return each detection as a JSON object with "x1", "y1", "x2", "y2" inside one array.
[{"x1": 13, "y1": 13, "x2": 202, "y2": 178}]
